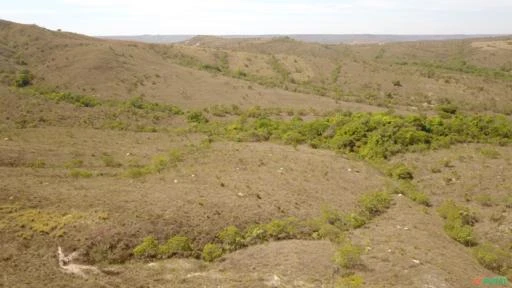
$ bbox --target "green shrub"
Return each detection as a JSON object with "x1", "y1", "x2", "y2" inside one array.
[
  {"x1": 437, "y1": 104, "x2": 458, "y2": 115},
  {"x1": 474, "y1": 193, "x2": 495, "y2": 207},
  {"x1": 46, "y1": 91, "x2": 100, "y2": 107},
  {"x1": 438, "y1": 201, "x2": 478, "y2": 246},
  {"x1": 392, "y1": 80, "x2": 402, "y2": 87},
  {"x1": 473, "y1": 243, "x2": 512, "y2": 274},
  {"x1": 202, "y1": 243, "x2": 223, "y2": 262},
  {"x1": 479, "y1": 148, "x2": 501, "y2": 159},
  {"x1": 358, "y1": 192, "x2": 392, "y2": 218},
  {"x1": 125, "y1": 96, "x2": 183, "y2": 115},
  {"x1": 388, "y1": 164, "x2": 414, "y2": 180},
  {"x1": 101, "y1": 154, "x2": 122, "y2": 168},
  {"x1": 336, "y1": 274, "x2": 364, "y2": 288},
  {"x1": 314, "y1": 223, "x2": 345, "y2": 242},
  {"x1": 187, "y1": 111, "x2": 209, "y2": 124},
  {"x1": 344, "y1": 213, "x2": 367, "y2": 229},
  {"x1": 394, "y1": 181, "x2": 431, "y2": 206},
  {"x1": 320, "y1": 208, "x2": 349, "y2": 230},
  {"x1": 125, "y1": 150, "x2": 183, "y2": 178},
  {"x1": 213, "y1": 111, "x2": 512, "y2": 160},
  {"x1": 29, "y1": 159, "x2": 46, "y2": 168},
  {"x1": 264, "y1": 217, "x2": 299, "y2": 240},
  {"x1": 69, "y1": 169, "x2": 93, "y2": 178},
  {"x1": 158, "y1": 236, "x2": 192, "y2": 257},
  {"x1": 334, "y1": 243, "x2": 363, "y2": 269},
  {"x1": 14, "y1": 69, "x2": 31, "y2": 87},
  {"x1": 218, "y1": 226, "x2": 245, "y2": 251},
  {"x1": 243, "y1": 224, "x2": 268, "y2": 245},
  {"x1": 438, "y1": 200, "x2": 478, "y2": 225},
  {"x1": 444, "y1": 221, "x2": 477, "y2": 247},
  {"x1": 64, "y1": 159, "x2": 84, "y2": 168},
  {"x1": 133, "y1": 236, "x2": 159, "y2": 258}
]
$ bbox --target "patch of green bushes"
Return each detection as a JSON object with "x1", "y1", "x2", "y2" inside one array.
[
  {"x1": 479, "y1": 147, "x2": 501, "y2": 159},
  {"x1": 29, "y1": 159, "x2": 46, "y2": 168},
  {"x1": 133, "y1": 235, "x2": 193, "y2": 259},
  {"x1": 69, "y1": 169, "x2": 93, "y2": 178},
  {"x1": 45, "y1": 91, "x2": 100, "y2": 107},
  {"x1": 392, "y1": 181, "x2": 431, "y2": 206},
  {"x1": 125, "y1": 96, "x2": 183, "y2": 115},
  {"x1": 438, "y1": 200, "x2": 478, "y2": 246},
  {"x1": 358, "y1": 191, "x2": 392, "y2": 218},
  {"x1": 64, "y1": 159, "x2": 84, "y2": 168},
  {"x1": 202, "y1": 243, "x2": 223, "y2": 262},
  {"x1": 334, "y1": 242, "x2": 363, "y2": 269},
  {"x1": 336, "y1": 274, "x2": 364, "y2": 288},
  {"x1": 133, "y1": 236, "x2": 159, "y2": 258},
  {"x1": 158, "y1": 236, "x2": 193, "y2": 257},
  {"x1": 199, "y1": 112, "x2": 512, "y2": 160},
  {"x1": 187, "y1": 111, "x2": 209, "y2": 124},
  {"x1": 101, "y1": 154, "x2": 122, "y2": 168},
  {"x1": 217, "y1": 226, "x2": 245, "y2": 252},
  {"x1": 264, "y1": 217, "x2": 299, "y2": 240},
  {"x1": 473, "y1": 243, "x2": 512, "y2": 275},
  {"x1": 388, "y1": 163, "x2": 414, "y2": 180}
]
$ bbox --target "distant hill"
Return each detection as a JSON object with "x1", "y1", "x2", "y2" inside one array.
[
  {"x1": 100, "y1": 34, "x2": 195, "y2": 43},
  {"x1": 101, "y1": 34, "x2": 507, "y2": 44}
]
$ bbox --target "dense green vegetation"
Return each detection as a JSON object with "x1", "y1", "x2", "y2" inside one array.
[{"x1": 198, "y1": 111, "x2": 512, "y2": 160}]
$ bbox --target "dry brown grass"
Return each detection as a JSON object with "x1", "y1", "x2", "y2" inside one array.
[{"x1": 2, "y1": 19, "x2": 512, "y2": 287}]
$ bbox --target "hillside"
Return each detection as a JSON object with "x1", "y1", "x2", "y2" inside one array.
[{"x1": 1, "y1": 19, "x2": 512, "y2": 288}]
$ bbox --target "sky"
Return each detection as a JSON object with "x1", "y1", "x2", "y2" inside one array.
[{"x1": 1, "y1": 0, "x2": 511, "y2": 36}]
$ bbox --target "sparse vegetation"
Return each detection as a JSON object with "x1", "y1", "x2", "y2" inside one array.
[
  {"x1": 69, "y1": 168, "x2": 93, "y2": 178},
  {"x1": 334, "y1": 242, "x2": 363, "y2": 269},
  {"x1": 473, "y1": 243, "x2": 512, "y2": 275},
  {"x1": 125, "y1": 148, "x2": 184, "y2": 178},
  {"x1": 187, "y1": 111, "x2": 209, "y2": 124},
  {"x1": 4, "y1": 20, "x2": 512, "y2": 287},
  {"x1": 336, "y1": 274, "x2": 364, "y2": 288},
  {"x1": 392, "y1": 181, "x2": 431, "y2": 206},
  {"x1": 101, "y1": 153, "x2": 122, "y2": 168}
]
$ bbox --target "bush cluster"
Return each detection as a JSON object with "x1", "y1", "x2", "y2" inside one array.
[
  {"x1": 334, "y1": 243, "x2": 363, "y2": 269},
  {"x1": 209, "y1": 112, "x2": 512, "y2": 160},
  {"x1": 473, "y1": 243, "x2": 512, "y2": 276},
  {"x1": 133, "y1": 235, "x2": 193, "y2": 259},
  {"x1": 392, "y1": 180, "x2": 431, "y2": 206},
  {"x1": 438, "y1": 200, "x2": 478, "y2": 246}
]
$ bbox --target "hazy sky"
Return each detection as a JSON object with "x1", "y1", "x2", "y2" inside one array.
[{"x1": 1, "y1": 0, "x2": 511, "y2": 35}]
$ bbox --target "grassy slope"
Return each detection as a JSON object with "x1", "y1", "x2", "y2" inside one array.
[{"x1": 1, "y1": 20, "x2": 512, "y2": 287}]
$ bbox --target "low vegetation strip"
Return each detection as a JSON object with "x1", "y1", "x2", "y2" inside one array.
[
  {"x1": 437, "y1": 200, "x2": 512, "y2": 278},
  {"x1": 130, "y1": 190, "x2": 393, "y2": 263},
  {"x1": 15, "y1": 86, "x2": 183, "y2": 115}
]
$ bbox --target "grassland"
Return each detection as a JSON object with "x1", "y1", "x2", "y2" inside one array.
[{"x1": 1, "y1": 19, "x2": 512, "y2": 287}]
